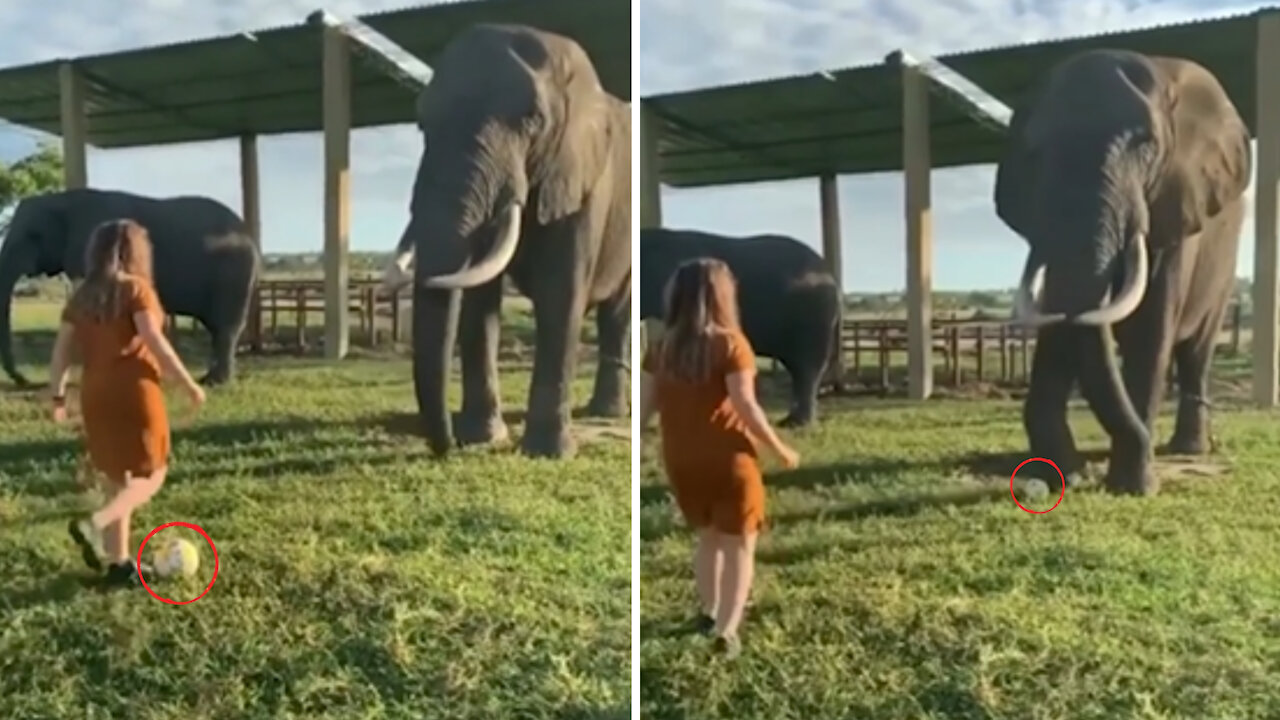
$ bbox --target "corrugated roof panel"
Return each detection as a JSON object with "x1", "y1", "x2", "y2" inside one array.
[{"x1": 646, "y1": 9, "x2": 1264, "y2": 187}]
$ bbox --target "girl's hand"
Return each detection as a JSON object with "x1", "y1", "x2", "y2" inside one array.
[
  {"x1": 52, "y1": 404, "x2": 68, "y2": 424},
  {"x1": 775, "y1": 443, "x2": 800, "y2": 470},
  {"x1": 185, "y1": 381, "x2": 207, "y2": 410}
]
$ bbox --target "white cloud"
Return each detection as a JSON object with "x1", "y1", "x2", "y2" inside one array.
[
  {"x1": 0, "y1": 0, "x2": 427, "y2": 255},
  {"x1": 641, "y1": 0, "x2": 1269, "y2": 291}
]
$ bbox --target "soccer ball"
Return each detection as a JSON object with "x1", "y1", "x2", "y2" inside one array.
[
  {"x1": 1022, "y1": 479, "x2": 1050, "y2": 502},
  {"x1": 152, "y1": 537, "x2": 200, "y2": 578}
]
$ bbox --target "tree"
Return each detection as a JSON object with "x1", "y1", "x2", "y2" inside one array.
[{"x1": 0, "y1": 142, "x2": 64, "y2": 220}]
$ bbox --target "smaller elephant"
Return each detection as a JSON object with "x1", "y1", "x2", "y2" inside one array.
[
  {"x1": 0, "y1": 188, "x2": 261, "y2": 387},
  {"x1": 640, "y1": 227, "x2": 842, "y2": 427}
]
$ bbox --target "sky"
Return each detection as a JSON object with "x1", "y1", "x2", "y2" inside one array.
[
  {"x1": 639, "y1": 0, "x2": 1271, "y2": 292},
  {"x1": 0, "y1": 0, "x2": 427, "y2": 259}
]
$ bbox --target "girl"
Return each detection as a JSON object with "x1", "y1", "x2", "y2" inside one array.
[
  {"x1": 49, "y1": 219, "x2": 206, "y2": 588},
  {"x1": 639, "y1": 257, "x2": 799, "y2": 658}
]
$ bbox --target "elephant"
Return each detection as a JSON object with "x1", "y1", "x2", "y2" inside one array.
[
  {"x1": 994, "y1": 49, "x2": 1250, "y2": 496},
  {"x1": 0, "y1": 188, "x2": 261, "y2": 387},
  {"x1": 379, "y1": 24, "x2": 631, "y2": 459},
  {"x1": 639, "y1": 227, "x2": 843, "y2": 427}
]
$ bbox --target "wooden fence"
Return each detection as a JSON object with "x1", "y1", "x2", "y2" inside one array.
[
  {"x1": 164, "y1": 277, "x2": 410, "y2": 354},
  {"x1": 832, "y1": 303, "x2": 1245, "y2": 390}
]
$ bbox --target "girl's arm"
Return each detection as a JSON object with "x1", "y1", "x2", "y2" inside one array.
[
  {"x1": 726, "y1": 369, "x2": 792, "y2": 459},
  {"x1": 48, "y1": 322, "x2": 75, "y2": 399},
  {"x1": 639, "y1": 371, "x2": 658, "y2": 428},
  {"x1": 134, "y1": 310, "x2": 202, "y2": 396}
]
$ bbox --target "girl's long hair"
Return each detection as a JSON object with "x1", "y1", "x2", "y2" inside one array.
[
  {"x1": 65, "y1": 219, "x2": 155, "y2": 324},
  {"x1": 657, "y1": 257, "x2": 742, "y2": 383}
]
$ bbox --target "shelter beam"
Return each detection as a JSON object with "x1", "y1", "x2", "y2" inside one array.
[
  {"x1": 58, "y1": 62, "x2": 87, "y2": 190},
  {"x1": 902, "y1": 63, "x2": 933, "y2": 400},
  {"x1": 819, "y1": 173, "x2": 844, "y2": 384},
  {"x1": 641, "y1": 102, "x2": 664, "y2": 349},
  {"x1": 240, "y1": 133, "x2": 262, "y2": 351},
  {"x1": 1253, "y1": 11, "x2": 1280, "y2": 407},
  {"x1": 322, "y1": 26, "x2": 352, "y2": 361}
]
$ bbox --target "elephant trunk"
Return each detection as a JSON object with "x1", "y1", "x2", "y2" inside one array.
[
  {"x1": 0, "y1": 239, "x2": 31, "y2": 385},
  {"x1": 413, "y1": 282, "x2": 461, "y2": 456}
]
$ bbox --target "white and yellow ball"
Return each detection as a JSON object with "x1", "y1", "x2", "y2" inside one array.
[{"x1": 152, "y1": 537, "x2": 201, "y2": 578}]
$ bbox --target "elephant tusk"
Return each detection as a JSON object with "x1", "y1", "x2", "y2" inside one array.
[
  {"x1": 379, "y1": 248, "x2": 415, "y2": 295},
  {"x1": 421, "y1": 204, "x2": 522, "y2": 290},
  {"x1": 1071, "y1": 233, "x2": 1149, "y2": 326},
  {"x1": 1011, "y1": 253, "x2": 1066, "y2": 327}
]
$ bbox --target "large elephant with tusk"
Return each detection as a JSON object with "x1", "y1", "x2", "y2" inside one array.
[
  {"x1": 994, "y1": 49, "x2": 1250, "y2": 496},
  {"x1": 381, "y1": 24, "x2": 631, "y2": 459}
]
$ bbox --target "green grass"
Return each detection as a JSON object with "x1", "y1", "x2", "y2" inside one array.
[
  {"x1": 0, "y1": 299, "x2": 631, "y2": 719},
  {"x1": 639, "y1": 356, "x2": 1280, "y2": 719}
]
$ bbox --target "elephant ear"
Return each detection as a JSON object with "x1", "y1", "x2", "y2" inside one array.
[
  {"x1": 531, "y1": 60, "x2": 612, "y2": 226},
  {"x1": 1150, "y1": 63, "x2": 1251, "y2": 239},
  {"x1": 993, "y1": 86, "x2": 1044, "y2": 240}
]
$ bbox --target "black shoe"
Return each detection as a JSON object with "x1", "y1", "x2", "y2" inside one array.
[
  {"x1": 712, "y1": 634, "x2": 742, "y2": 659},
  {"x1": 692, "y1": 612, "x2": 715, "y2": 636},
  {"x1": 68, "y1": 519, "x2": 104, "y2": 571},
  {"x1": 103, "y1": 561, "x2": 156, "y2": 588}
]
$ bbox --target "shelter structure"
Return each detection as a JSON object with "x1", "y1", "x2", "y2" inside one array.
[
  {"x1": 640, "y1": 9, "x2": 1280, "y2": 406},
  {"x1": 0, "y1": 0, "x2": 630, "y2": 359}
]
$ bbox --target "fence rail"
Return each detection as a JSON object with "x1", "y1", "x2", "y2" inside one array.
[{"x1": 830, "y1": 304, "x2": 1245, "y2": 390}]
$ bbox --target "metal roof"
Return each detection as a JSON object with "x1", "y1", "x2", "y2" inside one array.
[
  {"x1": 644, "y1": 9, "x2": 1264, "y2": 188},
  {"x1": 0, "y1": 0, "x2": 630, "y2": 149}
]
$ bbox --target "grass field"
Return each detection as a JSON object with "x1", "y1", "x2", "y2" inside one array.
[
  {"x1": 639, "y1": 354, "x2": 1280, "y2": 719},
  {"x1": 0, "y1": 298, "x2": 631, "y2": 719}
]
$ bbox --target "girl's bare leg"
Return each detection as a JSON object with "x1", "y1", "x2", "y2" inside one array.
[
  {"x1": 714, "y1": 530, "x2": 758, "y2": 639},
  {"x1": 91, "y1": 468, "x2": 167, "y2": 563},
  {"x1": 694, "y1": 528, "x2": 723, "y2": 618}
]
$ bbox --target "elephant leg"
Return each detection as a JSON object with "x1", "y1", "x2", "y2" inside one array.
[
  {"x1": 778, "y1": 357, "x2": 820, "y2": 428},
  {"x1": 1076, "y1": 328, "x2": 1156, "y2": 496},
  {"x1": 521, "y1": 252, "x2": 590, "y2": 460},
  {"x1": 1166, "y1": 322, "x2": 1220, "y2": 455},
  {"x1": 455, "y1": 281, "x2": 508, "y2": 446},
  {"x1": 1022, "y1": 326, "x2": 1083, "y2": 487},
  {"x1": 200, "y1": 324, "x2": 236, "y2": 386},
  {"x1": 585, "y1": 289, "x2": 629, "y2": 418}
]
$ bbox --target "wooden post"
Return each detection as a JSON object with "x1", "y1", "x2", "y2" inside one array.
[
  {"x1": 322, "y1": 26, "x2": 352, "y2": 361},
  {"x1": 58, "y1": 62, "x2": 88, "y2": 190},
  {"x1": 819, "y1": 173, "x2": 844, "y2": 386},
  {"x1": 902, "y1": 63, "x2": 934, "y2": 400},
  {"x1": 640, "y1": 102, "x2": 664, "y2": 350},
  {"x1": 1254, "y1": 11, "x2": 1280, "y2": 407},
  {"x1": 240, "y1": 133, "x2": 262, "y2": 352}
]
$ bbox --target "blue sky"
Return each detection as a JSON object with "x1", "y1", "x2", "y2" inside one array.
[
  {"x1": 0, "y1": 0, "x2": 425, "y2": 257},
  {"x1": 639, "y1": 0, "x2": 1269, "y2": 292}
]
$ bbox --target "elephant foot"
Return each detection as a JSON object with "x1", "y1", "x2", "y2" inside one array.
[
  {"x1": 584, "y1": 396, "x2": 628, "y2": 418},
  {"x1": 777, "y1": 411, "x2": 814, "y2": 429},
  {"x1": 199, "y1": 370, "x2": 231, "y2": 387},
  {"x1": 1163, "y1": 433, "x2": 1208, "y2": 456},
  {"x1": 454, "y1": 411, "x2": 510, "y2": 447},
  {"x1": 521, "y1": 420, "x2": 577, "y2": 459},
  {"x1": 1102, "y1": 446, "x2": 1158, "y2": 496}
]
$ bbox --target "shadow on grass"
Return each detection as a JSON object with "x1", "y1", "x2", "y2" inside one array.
[{"x1": 0, "y1": 570, "x2": 94, "y2": 613}]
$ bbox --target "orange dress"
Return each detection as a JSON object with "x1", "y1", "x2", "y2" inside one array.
[
  {"x1": 643, "y1": 330, "x2": 765, "y2": 535},
  {"x1": 62, "y1": 276, "x2": 170, "y2": 483}
]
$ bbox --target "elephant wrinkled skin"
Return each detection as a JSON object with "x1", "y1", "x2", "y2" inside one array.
[
  {"x1": 994, "y1": 50, "x2": 1251, "y2": 496},
  {"x1": 382, "y1": 24, "x2": 631, "y2": 459},
  {"x1": 0, "y1": 188, "x2": 261, "y2": 387},
  {"x1": 639, "y1": 227, "x2": 842, "y2": 427}
]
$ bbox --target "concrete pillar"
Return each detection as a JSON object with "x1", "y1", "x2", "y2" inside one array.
[
  {"x1": 322, "y1": 27, "x2": 352, "y2": 361},
  {"x1": 58, "y1": 62, "x2": 87, "y2": 190},
  {"x1": 819, "y1": 173, "x2": 844, "y2": 384},
  {"x1": 902, "y1": 63, "x2": 934, "y2": 400},
  {"x1": 640, "y1": 102, "x2": 664, "y2": 349},
  {"x1": 1254, "y1": 11, "x2": 1280, "y2": 407},
  {"x1": 240, "y1": 134, "x2": 262, "y2": 352}
]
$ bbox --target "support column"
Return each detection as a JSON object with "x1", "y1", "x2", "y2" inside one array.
[
  {"x1": 902, "y1": 63, "x2": 934, "y2": 400},
  {"x1": 1254, "y1": 11, "x2": 1280, "y2": 407},
  {"x1": 58, "y1": 62, "x2": 87, "y2": 190},
  {"x1": 640, "y1": 102, "x2": 664, "y2": 349},
  {"x1": 819, "y1": 173, "x2": 844, "y2": 386},
  {"x1": 322, "y1": 27, "x2": 352, "y2": 361},
  {"x1": 240, "y1": 134, "x2": 263, "y2": 352}
]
